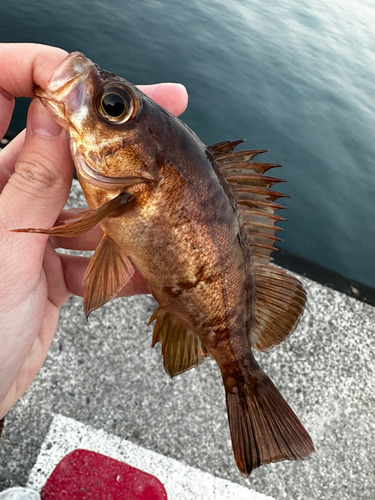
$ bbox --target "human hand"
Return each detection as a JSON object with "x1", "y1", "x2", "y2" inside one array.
[{"x1": 0, "y1": 43, "x2": 188, "y2": 419}]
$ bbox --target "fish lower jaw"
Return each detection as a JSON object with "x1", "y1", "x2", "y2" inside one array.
[{"x1": 72, "y1": 149, "x2": 147, "y2": 189}]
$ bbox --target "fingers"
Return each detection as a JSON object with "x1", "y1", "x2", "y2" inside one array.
[
  {"x1": 60, "y1": 253, "x2": 150, "y2": 298},
  {"x1": 138, "y1": 83, "x2": 188, "y2": 117},
  {"x1": 0, "y1": 89, "x2": 14, "y2": 140},
  {"x1": 0, "y1": 43, "x2": 68, "y2": 97},
  {"x1": 0, "y1": 130, "x2": 25, "y2": 191},
  {"x1": 0, "y1": 43, "x2": 68, "y2": 139},
  {"x1": 0, "y1": 129, "x2": 25, "y2": 172},
  {"x1": 43, "y1": 242, "x2": 70, "y2": 308},
  {"x1": 0, "y1": 99, "x2": 73, "y2": 284}
]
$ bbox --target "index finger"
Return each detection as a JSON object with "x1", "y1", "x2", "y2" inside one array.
[
  {"x1": 0, "y1": 43, "x2": 68, "y2": 98},
  {"x1": 0, "y1": 43, "x2": 68, "y2": 139}
]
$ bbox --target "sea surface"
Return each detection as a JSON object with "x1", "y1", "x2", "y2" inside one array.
[{"x1": 1, "y1": 0, "x2": 375, "y2": 286}]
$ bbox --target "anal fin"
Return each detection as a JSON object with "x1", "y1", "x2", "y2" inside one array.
[
  {"x1": 83, "y1": 234, "x2": 134, "y2": 317},
  {"x1": 149, "y1": 308, "x2": 210, "y2": 378}
]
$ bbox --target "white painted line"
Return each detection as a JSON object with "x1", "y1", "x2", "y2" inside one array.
[{"x1": 27, "y1": 414, "x2": 276, "y2": 500}]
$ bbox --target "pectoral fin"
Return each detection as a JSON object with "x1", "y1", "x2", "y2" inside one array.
[
  {"x1": 83, "y1": 234, "x2": 134, "y2": 317},
  {"x1": 149, "y1": 308, "x2": 210, "y2": 378},
  {"x1": 12, "y1": 192, "x2": 132, "y2": 237}
]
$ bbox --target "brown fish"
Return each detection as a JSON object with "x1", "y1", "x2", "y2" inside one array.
[{"x1": 16, "y1": 52, "x2": 314, "y2": 475}]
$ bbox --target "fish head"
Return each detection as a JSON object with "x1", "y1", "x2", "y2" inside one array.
[{"x1": 36, "y1": 52, "x2": 160, "y2": 191}]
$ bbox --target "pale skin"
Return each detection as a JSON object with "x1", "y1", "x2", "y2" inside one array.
[{"x1": 0, "y1": 43, "x2": 188, "y2": 420}]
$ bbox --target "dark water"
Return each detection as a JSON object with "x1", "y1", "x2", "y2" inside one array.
[{"x1": 1, "y1": 0, "x2": 375, "y2": 286}]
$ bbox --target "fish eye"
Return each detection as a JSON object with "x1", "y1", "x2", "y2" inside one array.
[
  {"x1": 102, "y1": 93, "x2": 126, "y2": 117},
  {"x1": 97, "y1": 85, "x2": 137, "y2": 124}
]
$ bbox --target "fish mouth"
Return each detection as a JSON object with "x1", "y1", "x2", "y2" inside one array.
[
  {"x1": 73, "y1": 145, "x2": 147, "y2": 189},
  {"x1": 35, "y1": 94, "x2": 68, "y2": 128},
  {"x1": 36, "y1": 52, "x2": 93, "y2": 126},
  {"x1": 46, "y1": 52, "x2": 92, "y2": 92}
]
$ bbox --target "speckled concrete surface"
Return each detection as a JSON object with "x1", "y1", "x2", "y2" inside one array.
[
  {"x1": 0, "y1": 180, "x2": 374, "y2": 499},
  {"x1": 27, "y1": 414, "x2": 275, "y2": 500}
]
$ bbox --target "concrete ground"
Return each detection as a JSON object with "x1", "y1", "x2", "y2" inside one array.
[{"x1": 0, "y1": 180, "x2": 374, "y2": 499}]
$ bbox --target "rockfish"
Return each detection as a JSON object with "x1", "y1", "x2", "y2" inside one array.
[{"x1": 17, "y1": 52, "x2": 314, "y2": 475}]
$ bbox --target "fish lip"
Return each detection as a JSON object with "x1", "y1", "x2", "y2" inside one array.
[
  {"x1": 36, "y1": 53, "x2": 91, "y2": 100},
  {"x1": 35, "y1": 93, "x2": 68, "y2": 127},
  {"x1": 74, "y1": 148, "x2": 148, "y2": 189},
  {"x1": 35, "y1": 52, "x2": 92, "y2": 124},
  {"x1": 46, "y1": 52, "x2": 92, "y2": 92}
]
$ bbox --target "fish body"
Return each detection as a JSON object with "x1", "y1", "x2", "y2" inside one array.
[{"x1": 21, "y1": 53, "x2": 314, "y2": 475}]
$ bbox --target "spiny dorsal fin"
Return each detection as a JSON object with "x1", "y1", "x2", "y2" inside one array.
[
  {"x1": 208, "y1": 140, "x2": 285, "y2": 262},
  {"x1": 208, "y1": 139, "x2": 246, "y2": 155},
  {"x1": 208, "y1": 140, "x2": 306, "y2": 350},
  {"x1": 83, "y1": 234, "x2": 134, "y2": 317},
  {"x1": 148, "y1": 308, "x2": 210, "y2": 378}
]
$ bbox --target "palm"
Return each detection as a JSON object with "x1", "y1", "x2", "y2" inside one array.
[
  {"x1": 0, "y1": 43, "x2": 188, "y2": 419},
  {"x1": 0, "y1": 241, "x2": 61, "y2": 414}
]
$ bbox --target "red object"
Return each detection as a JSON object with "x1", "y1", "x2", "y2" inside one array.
[{"x1": 40, "y1": 449, "x2": 168, "y2": 500}]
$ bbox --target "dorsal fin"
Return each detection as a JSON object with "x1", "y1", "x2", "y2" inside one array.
[
  {"x1": 251, "y1": 264, "x2": 306, "y2": 351},
  {"x1": 208, "y1": 140, "x2": 306, "y2": 350},
  {"x1": 208, "y1": 140, "x2": 285, "y2": 262},
  {"x1": 149, "y1": 308, "x2": 210, "y2": 378},
  {"x1": 208, "y1": 139, "x2": 247, "y2": 155}
]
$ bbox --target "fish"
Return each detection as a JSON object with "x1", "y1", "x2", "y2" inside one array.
[{"x1": 15, "y1": 52, "x2": 314, "y2": 476}]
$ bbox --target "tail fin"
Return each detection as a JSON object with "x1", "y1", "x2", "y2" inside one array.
[{"x1": 225, "y1": 369, "x2": 314, "y2": 476}]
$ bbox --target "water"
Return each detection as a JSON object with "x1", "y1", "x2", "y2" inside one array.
[{"x1": 1, "y1": 0, "x2": 375, "y2": 286}]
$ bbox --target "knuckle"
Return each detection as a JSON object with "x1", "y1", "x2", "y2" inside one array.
[{"x1": 15, "y1": 150, "x2": 63, "y2": 193}]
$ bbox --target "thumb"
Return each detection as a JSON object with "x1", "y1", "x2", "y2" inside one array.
[{"x1": 0, "y1": 99, "x2": 73, "y2": 278}]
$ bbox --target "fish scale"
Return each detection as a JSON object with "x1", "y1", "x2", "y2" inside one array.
[{"x1": 13, "y1": 51, "x2": 314, "y2": 476}]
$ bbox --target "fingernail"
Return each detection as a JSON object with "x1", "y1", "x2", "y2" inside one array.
[{"x1": 28, "y1": 99, "x2": 62, "y2": 138}]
